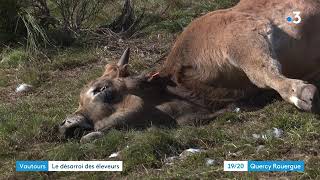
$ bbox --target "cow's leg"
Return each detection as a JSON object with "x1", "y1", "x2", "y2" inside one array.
[
  {"x1": 156, "y1": 99, "x2": 234, "y2": 126},
  {"x1": 79, "y1": 111, "x2": 136, "y2": 143},
  {"x1": 232, "y1": 33, "x2": 320, "y2": 113},
  {"x1": 176, "y1": 108, "x2": 229, "y2": 126}
]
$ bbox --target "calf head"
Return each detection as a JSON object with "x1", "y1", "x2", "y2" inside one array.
[
  {"x1": 102, "y1": 48, "x2": 130, "y2": 78},
  {"x1": 59, "y1": 48, "x2": 144, "y2": 139}
]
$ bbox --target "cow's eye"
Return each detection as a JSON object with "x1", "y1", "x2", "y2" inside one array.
[
  {"x1": 93, "y1": 88, "x2": 100, "y2": 95},
  {"x1": 93, "y1": 86, "x2": 109, "y2": 95}
]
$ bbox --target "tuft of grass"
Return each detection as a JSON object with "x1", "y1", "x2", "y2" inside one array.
[
  {"x1": 0, "y1": 47, "x2": 101, "y2": 89},
  {"x1": 174, "y1": 126, "x2": 231, "y2": 148},
  {"x1": 122, "y1": 129, "x2": 181, "y2": 172},
  {"x1": 0, "y1": 70, "x2": 9, "y2": 87},
  {"x1": 17, "y1": 65, "x2": 50, "y2": 87},
  {"x1": 50, "y1": 48, "x2": 99, "y2": 70},
  {"x1": 143, "y1": 0, "x2": 240, "y2": 34},
  {"x1": 18, "y1": 9, "x2": 50, "y2": 55},
  {"x1": 0, "y1": 49, "x2": 29, "y2": 68}
]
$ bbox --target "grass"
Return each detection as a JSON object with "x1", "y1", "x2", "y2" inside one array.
[
  {"x1": 140, "y1": 0, "x2": 239, "y2": 34},
  {"x1": 1, "y1": 90, "x2": 319, "y2": 179},
  {"x1": 50, "y1": 48, "x2": 100, "y2": 70},
  {"x1": 1, "y1": 0, "x2": 320, "y2": 179},
  {"x1": 0, "y1": 48, "x2": 29, "y2": 68}
]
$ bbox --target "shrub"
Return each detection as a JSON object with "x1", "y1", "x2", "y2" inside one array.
[
  {"x1": 0, "y1": 0, "x2": 49, "y2": 54},
  {"x1": 0, "y1": 0, "x2": 27, "y2": 43},
  {"x1": 51, "y1": 0, "x2": 108, "y2": 31}
]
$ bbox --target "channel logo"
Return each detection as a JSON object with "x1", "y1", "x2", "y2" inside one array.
[{"x1": 287, "y1": 11, "x2": 302, "y2": 24}]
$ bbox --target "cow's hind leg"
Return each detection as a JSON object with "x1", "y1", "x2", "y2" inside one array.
[
  {"x1": 176, "y1": 108, "x2": 230, "y2": 126},
  {"x1": 231, "y1": 33, "x2": 320, "y2": 113},
  {"x1": 156, "y1": 100, "x2": 234, "y2": 126}
]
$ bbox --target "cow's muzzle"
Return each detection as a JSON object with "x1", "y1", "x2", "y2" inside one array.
[{"x1": 58, "y1": 114, "x2": 94, "y2": 139}]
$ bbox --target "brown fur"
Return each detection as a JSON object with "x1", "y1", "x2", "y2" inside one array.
[
  {"x1": 59, "y1": 0, "x2": 320, "y2": 143},
  {"x1": 161, "y1": 0, "x2": 320, "y2": 111}
]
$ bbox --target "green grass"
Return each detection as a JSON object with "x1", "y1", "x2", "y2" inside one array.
[
  {"x1": 1, "y1": 0, "x2": 320, "y2": 179},
  {"x1": 141, "y1": 0, "x2": 239, "y2": 34},
  {"x1": 0, "y1": 70, "x2": 10, "y2": 87},
  {"x1": 50, "y1": 48, "x2": 99, "y2": 70},
  {"x1": 0, "y1": 49, "x2": 29, "y2": 68},
  {"x1": 1, "y1": 90, "x2": 319, "y2": 179},
  {"x1": 0, "y1": 47, "x2": 100, "y2": 88}
]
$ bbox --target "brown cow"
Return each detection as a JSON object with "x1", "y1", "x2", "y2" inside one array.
[
  {"x1": 59, "y1": 49, "x2": 227, "y2": 143},
  {"x1": 59, "y1": 0, "x2": 320, "y2": 143}
]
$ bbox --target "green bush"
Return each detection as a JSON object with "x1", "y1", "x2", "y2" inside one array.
[
  {"x1": 0, "y1": 0, "x2": 27, "y2": 43},
  {"x1": 0, "y1": 0, "x2": 49, "y2": 54}
]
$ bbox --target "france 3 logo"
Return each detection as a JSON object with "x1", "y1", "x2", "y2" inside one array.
[{"x1": 287, "y1": 11, "x2": 302, "y2": 24}]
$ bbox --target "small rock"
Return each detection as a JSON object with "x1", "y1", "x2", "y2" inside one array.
[
  {"x1": 16, "y1": 83, "x2": 33, "y2": 93},
  {"x1": 261, "y1": 134, "x2": 268, "y2": 140},
  {"x1": 109, "y1": 152, "x2": 120, "y2": 158},
  {"x1": 252, "y1": 128, "x2": 284, "y2": 141},
  {"x1": 252, "y1": 134, "x2": 261, "y2": 139},
  {"x1": 164, "y1": 156, "x2": 179, "y2": 165},
  {"x1": 205, "y1": 158, "x2": 216, "y2": 166},
  {"x1": 228, "y1": 151, "x2": 242, "y2": 157},
  {"x1": 185, "y1": 148, "x2": 204, "y2": 153},
  {"x1": 256, "y1": 145, "x2": 265, "y2": 153},
  {"x1": 180, "y1": 148, "x2": 206, "y2": 159},
  {"x1": 234, "y1": 107, "x2": 241, "y2": 113},
  {"x1": 272, "y1": 128, "x2": 284, "y2": 138},
  {"x1": 165, "y1": 156, "x2": 178, "y2": 162}
]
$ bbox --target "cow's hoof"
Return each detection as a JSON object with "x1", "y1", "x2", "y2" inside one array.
[{"x1": 291, "y1": 84, "x2": 320, "y2": 113}]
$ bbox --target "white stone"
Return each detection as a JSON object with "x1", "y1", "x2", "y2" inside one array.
[
  {"x1": 164, "y1": 156, "x2": 179, "y2": 165},
  {"x1": 256, "y1": 145, "x2": 265, "y2": 153},
  {"x1": 272, "y1": 128, "x2": 284, "y2": 138},
  {"x1": 252, "y1": 134, "x2": 261, "y2": 139},
  {"x1": 234, "y1": 107, "x2": 241, "y2": 113},
  {"x1": 179, "y1": 148, "x2": 205, "y2": 158},
  {"x1": 109, "y1": 152, "x2": 120, "y2": 158},
  {"x1": 205, "y1": 158, "x2": 216, "y2": 166},
  {"x1": 16, "y1": 83, "x2": 33, "y2": 93}
]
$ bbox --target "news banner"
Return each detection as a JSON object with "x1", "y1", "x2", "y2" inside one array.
[{"x1": 16, "y1": 160, "x2": 304, "y2": 172}]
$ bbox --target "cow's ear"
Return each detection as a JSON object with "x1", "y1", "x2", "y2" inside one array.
[
  {"x1": 117, "y1": 48, "x2": 130, "y2": 67},
  {"x1": 103, "y1": 64, "x2": 120, "y2": 78},
  {"x1": 103, "y1": 48, "x2": 130, "y2": 78}
]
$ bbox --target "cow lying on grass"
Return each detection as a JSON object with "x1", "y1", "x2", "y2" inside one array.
[{"x1": 59, "y1": 0, "x2": 320, "y2": 143}]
